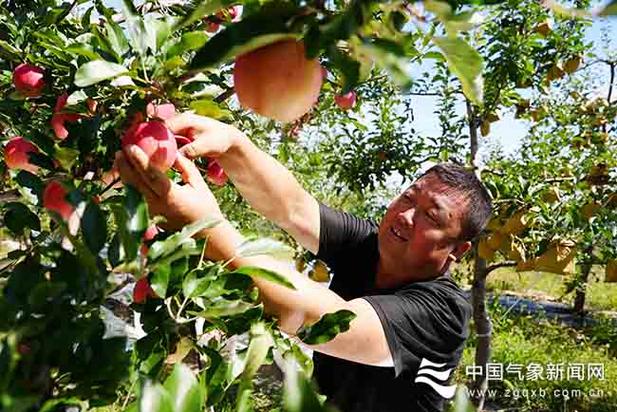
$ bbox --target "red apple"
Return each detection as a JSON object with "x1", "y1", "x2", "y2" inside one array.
[
  {"x1": 121, "y1": 120, "x2": 178, "y2": 172},
  {"x1": 206, "y1": 159, "x2": 228, "y2": 186},
  {"x1": 146, "y1": 102, "x2": 176, "y2": 120},
  {"x1": 133, "y1": 277, "x2": 157, "y2": 303},
  {"x1": 140, "y1": 225, "x2": 159, "y2": 255},
  {"x1": 334, "y1": 91, "x2": 356, "y2": 110},
  {"x1": 86, "y1": 98, "x2": 97, "y2": 114},
  {"x1": 4, "y1": 136, "x2": 39, "y2": 173},
  {"x1": 234, "y1": 40, "x2": 323, "y2": 122},
  {"x1": 13, "y1": 63, "x2": 45, "y2": 97},
  {"x1": 206, "y1": 21, "x2": 220, "y2": 33},
  {"x1": 216, "y1": 6, "x2": 240, "y2": 22},
  {"x1": 43, "y1": 180, "x2": 73, "y2": 221},
  {"x1": 51, "y1": 93, "x2": 82, "y2": 140}
]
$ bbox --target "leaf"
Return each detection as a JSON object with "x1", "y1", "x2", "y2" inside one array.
[
  {"x1": 235, "y1": 238, "x2": 294, "y2": 260},
  {"x1": 66, "y1": 90, "x2": 88, "y2": 106},
  {"x1": 356, "y1": 39, "x2": 414, "y2": 90},
  {"x1": 236, "y1": 322, "x2": 274, "y2": 411},
  {"x1": 148, "y1": 217, "x2": 220, "y2": 262},
  {"x1": 230, "y1": 266, "x2": 296, "y2": 289},
  {"x1": 151, "y1": 262, "x2": 171, "y2": 298},
  {"x1": 54, "y1": 146, "x2": 80, "y2": 171},
  {"x1": 189, "y1": 6, "x2": 300, "y2": 70},
  {"x1": 194, "y1": 298, "x2": 256, "y2": 318},
  {"x1": 166, "y1": 31, "x2": 208, "y2": 59},
  {"x1": 4, "y1": 203, "x2": 40, "y2": 236},
  {"x1": 182, "y1": 269, "x2": 212, "y2": 298},
  {"x1": 140, "y1": 381, "x2": 173, "y2": 412},
  {"x1": 81, "y1": 201, "x2": 107, "y2": 254},
  {"x1": 433, "y1": 36, "x2": 483, "y2": 106},
  {"x1": 283, "y1": 358, "x2": 334, "y2": 412},
  {"x1": 173, "y1": 0, "x2": 230, "y2": 32},
  {"x1": 190, "y1": 99, "x2": 232, "y2": 120},
  {"x1": 163, "y1": 364, "x2": 203, "y2": 412},
  {"x1": 114, "y1": 185, "x2": 149, "y2": 262},
  {"x1": 74, "y1": 60, "x2": 128, "y2": 87},
  {"x1": 297, "y1": 310, "x2": 356, "y2": 345}
]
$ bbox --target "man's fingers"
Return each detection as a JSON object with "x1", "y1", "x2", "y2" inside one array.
[
  {"x1": 178, "y1": 140, "x2": 213, "y2": 159},
  {"x1": 166, "y1": 112, "x2": 203, "y2": 134},
  {"x1": 123, "y1": 145, "x2": 172, "y2": 197},
  {"x1": 174, "y1": 153, "x2": 208, "y2": 190},
  {"x1": 114, "y1": 152, "x2": 157, "y2": 200}
]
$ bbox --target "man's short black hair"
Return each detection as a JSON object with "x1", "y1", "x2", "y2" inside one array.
[{"x1": 419, "y1": 163, "x2": 492, "y2": 242}]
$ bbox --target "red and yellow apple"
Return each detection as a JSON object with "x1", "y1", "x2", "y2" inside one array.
[
  {"x1": 43, "y1": 180, "x2": 73, "y2": 221},
  {"x1": 13, "y1": 63, "x2": 45, "y2": 97},
  {"x1": 334, "y1": 91, "x2": 357, "y2": 110},
  {"x1": 234, "y1": 40, "x2": 323, "y2": 122},
  {"x1": 133, "y1": 277, "x2": 158, "y2": 303},
  {"x1": 122, "y1": 120, "x2": 178, "y2": 172},
  {"x1": 4, "y1": 136, "x2": 39, "y2": 173},
  {"x1": 206, "y1": 159, "x2": 228, "y2": 186},
  {"x1": 51, "y1": 93, "x2": 82, "y2": 140}
]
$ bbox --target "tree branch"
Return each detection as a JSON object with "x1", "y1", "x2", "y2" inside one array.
[{"x1": 485, "y1": 261, "x2": 516, "y2": 276}]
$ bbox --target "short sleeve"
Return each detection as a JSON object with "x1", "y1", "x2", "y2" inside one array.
[
  {"x1": 316, "y1": 202, "x2": 377, "y2": 264},
  {"x1": 363, "y1": 285, "x2": 470, "y2": 378}
]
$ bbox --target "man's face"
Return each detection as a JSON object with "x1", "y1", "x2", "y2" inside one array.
[{"x1": 377, "y1": 174, "x2": 468, "y2": 280}]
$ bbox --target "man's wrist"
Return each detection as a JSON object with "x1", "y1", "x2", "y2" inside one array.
[{"x1": 197, "y1": 219, "x2": 245, "y2": 263}]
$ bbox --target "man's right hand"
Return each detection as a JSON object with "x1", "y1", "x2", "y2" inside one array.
[{"x1": 167, "y1": 113, "x2": 245, "y2": 160}]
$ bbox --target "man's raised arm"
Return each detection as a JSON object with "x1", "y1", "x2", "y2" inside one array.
[{"x1": 167, "y1": 113, "x2": 320, "y2": 254}]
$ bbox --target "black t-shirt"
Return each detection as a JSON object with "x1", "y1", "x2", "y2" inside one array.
[{"x1": 313, "y1": 203, "x2": 472, "y2": 412}]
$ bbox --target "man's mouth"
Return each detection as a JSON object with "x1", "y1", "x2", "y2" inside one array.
[{"x1": 390, "y1": 226, "x2": 408, "y2": 242}]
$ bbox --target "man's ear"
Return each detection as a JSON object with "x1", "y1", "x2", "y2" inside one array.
[{"x1": 449, "y1": 241, "x2": 472, "y2": 262}]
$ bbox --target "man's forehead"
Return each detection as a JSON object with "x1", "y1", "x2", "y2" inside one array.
[{"x1": 404, "y1": 177, "x2": 467, "y2": 209}]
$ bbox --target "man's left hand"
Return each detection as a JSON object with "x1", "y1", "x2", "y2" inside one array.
[{"x1": 114, "y1": 144, "x2": 224, "y2": 233}]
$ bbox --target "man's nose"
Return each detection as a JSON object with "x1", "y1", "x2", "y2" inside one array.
[{"x1": 397, "y1": 207, "x2": 415, "y2": 228}]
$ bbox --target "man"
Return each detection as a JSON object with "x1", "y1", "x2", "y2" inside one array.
[{"x1": 115, "y1": 113, "x2": 493, "y2": 412}]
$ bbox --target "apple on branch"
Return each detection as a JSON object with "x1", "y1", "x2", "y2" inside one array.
[{"x1": 4, "y1": 136, "x2": 40, "y2": 173}]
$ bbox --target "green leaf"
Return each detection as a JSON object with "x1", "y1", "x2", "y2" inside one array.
[
  {"x1": 151, "y1": 262, "x2": 171, "y2": 298},
  {"x1": 194, "y1": 299, "x2": 256, "y2": 319},
  {"x1": 114, "y1": 185, "x2": 149, "y2": 262},
  {"x1": 297, "y1": 309, "x2": 356, "y2": 345},
  {"x1": 356, "y1": 39, "x2": 414, "y2": 90},
  {"x1": 66, "y1": 90, "x2": 88, "y2": 106},
  {"x1": 236, "y1": 322, "x2": 274, "y2": 411},
  {"x1": 189, "y1": 6, "x2": 300, "y2": 70},
  {"x1": 190, "y1": 99, "x2": 232, "y2": 120},
  {"x1": 148, "y1": 217, "x2": 220, "y2": 262},
  {"x1": 4, "y1": 202, "x2": 40, "y2": 236},
  {"x1": 166, "y1": 31, "x2": 208, "y2": 59},
  {"x1": 433, "y1": 36, "x2": 483, "y2": 106},
  {"x1": 140, "y1": 381, "x2": 173, "y2": 412},
  {"x1": 54, "y1": 146, "x2": 80, "y2": 171},
  {"x1": 327, "y1": 46, "x2": 360, "y2": 94},
  {"x1": 74, "y1": 60, "x2": 128, "y2": 87},
  {"x1": 173, "y1": 0, "x2": 231, "y2": 32},
  {"x1": 182, "y1": 269, "x2": 212, "y2": 298},
  {"x1": 163, "y1": 364, "x2": 203, "y2": 412},
  {"x1": 283, "y1": 358, "x2": 334, "y2": 412},
  {"x1": 230, "y1": 266, "x2": 296, "y2": 289},
  {"x1": 81, "y1": 201, "x2": 107, "y2": 254},
  {"x1": 122, "y1": 0, "x2": 139, "y2": 17},
  {"x1": 235, "y1": 238, "x2": 294, "y2": 260}
]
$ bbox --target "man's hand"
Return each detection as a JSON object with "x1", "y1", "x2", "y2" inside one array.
[
  {"x1": 114, "y1": 144, "x2": 223, "y2": 232},
  {"x1": 167, "y1": 113, "x2": 245, "y2": 160}
]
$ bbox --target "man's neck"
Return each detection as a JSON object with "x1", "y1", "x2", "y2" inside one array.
[{"x1": 375, "y1": 257, "x2": 449, "y2": 290}]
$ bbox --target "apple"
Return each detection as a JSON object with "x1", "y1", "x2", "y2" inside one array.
[
  {"x1": 4, "y1": 136, "x2": 39, "y2": 173},
  {"x1": 206, "y1": 21, "x2": 220, "y2": 33},
  {"x1": 51, "y1": 93, "x2": 82, "y2": 140},
  {"x1": 334, "y1": 91, "x2": 356, "y2": 110},
  {"x1": 140, "y1": 225, "x2": 159, "y2": 255},
  {"x1": 206, "y1": 159, "x2": 228, "y2": 186},
  {"x1": 146, "y1": 102, "x2": 176, "y2": 120},
  {"x1": 133, "y1": 277, "x2": 157, "y2": 303},
  {"x1": 234, "y1": 40, "x2": 323, "y2": 122},
  {"x1": 13, "y1": 63, "x2": 45, "y2": 97},
  {"x1": 43, "y1": 180, "x2": 73, "y2": 221},
  {"x1": 122, "y1": 120, "x2": 178, "y2": 172},
  {"x1": 216, "y1": 6, "x2": 240, "y2": 22}
]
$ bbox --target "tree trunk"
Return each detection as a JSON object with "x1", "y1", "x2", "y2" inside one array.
[
  {"x1": 466, "y1": 99, "x2": 491, "y2": 409},
  {"x1": 471, "y1": 258, "x2": 491, "y2": 409},
  {"x1": 573, "y1": 247, "x2": 594, "y2": 314}
]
